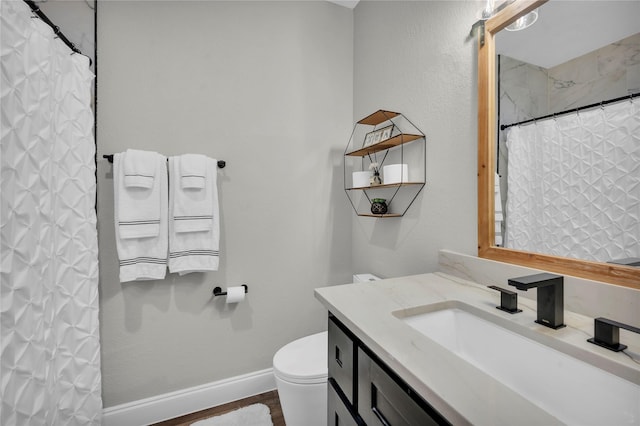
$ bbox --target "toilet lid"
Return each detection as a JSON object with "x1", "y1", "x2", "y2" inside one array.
[{"x1": 273, "y1": 331, "x2": 328, "y2": 384}]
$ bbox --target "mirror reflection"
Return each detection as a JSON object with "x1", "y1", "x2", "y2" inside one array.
[{"x1": 493, "y1": 1, "x2": 640, "y2": 266}]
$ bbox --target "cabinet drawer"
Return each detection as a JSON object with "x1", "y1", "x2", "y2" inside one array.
[
  {"x1": 328, "y1": 379, "x2": 360, "y2": 426},
  {"x1": 328, "y1": 316, "x2": 355, "y2": 404},
  {"x1": 358, "y1": 348, "x2": 443, "y2": 426}
]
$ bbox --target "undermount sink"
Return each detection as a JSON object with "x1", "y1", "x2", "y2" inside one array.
[{"x1": 394, "y1": 302, "x2": 640, "y2": 426}]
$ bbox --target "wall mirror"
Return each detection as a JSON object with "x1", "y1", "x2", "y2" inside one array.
[{"x1": 477, "y1": 0, "x2": 640, "y2": 289}]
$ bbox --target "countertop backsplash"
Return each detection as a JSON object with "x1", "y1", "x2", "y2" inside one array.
[{"x1": 438, "y1": 249, "x2": 640, "y2": 326}]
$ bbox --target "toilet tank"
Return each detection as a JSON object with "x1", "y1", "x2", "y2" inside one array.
[{"x1": 353, "y1": 273, "x2": 381, "y2": 283}]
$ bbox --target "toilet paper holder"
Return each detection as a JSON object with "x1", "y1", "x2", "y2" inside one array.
[{"x1": 213, "y1": 284, "x2": 248, "y2": 297}]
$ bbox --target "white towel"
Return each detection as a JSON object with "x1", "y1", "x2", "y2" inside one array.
[
  {"x1": 117, "y1": 150, "x2": 162, "y2": 239},
  {"x1": 123, "y1": 148, "x2": 156, "y2": 189},
  {"x1": 174, "y1": 154, "x2": 213, "y2": 233},
  {"x1": 168, "y1": 155, "x2": 220, "y2": 274},
  {"x1": 495, "y1": 173, "x2": 504, "y2": 246},
  {"x1": 181, "y1": 153, "x2": 206, "y2": 189},
  {"x1": 114, "y1": 151, "x2": 168, "y2": 282}
]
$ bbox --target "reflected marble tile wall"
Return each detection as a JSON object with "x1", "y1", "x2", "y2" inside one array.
[
  {"x1": 496, "y1": 32, "x2": 640, "y2": 234},
  {"x1": 500, "y1": 32, "x2": 640, "y2": 125},
  {"x1": 549, "y1": 32, "x2": 640, "y2": 113}
]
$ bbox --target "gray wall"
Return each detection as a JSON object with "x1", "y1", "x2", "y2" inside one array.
[
  {"x1": 351, "y1": 1, "x2": 479, "y2": 279},
  {"x1": 97, "y1": 1, "x2": 353, "y2": 407},
  {"x1": 38, "y1": 0, "x2": 95, "y2": 73}
]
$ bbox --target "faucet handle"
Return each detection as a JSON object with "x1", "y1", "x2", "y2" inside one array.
[
  {"x1": 587, "y1": 317, "x2": 640, "y2": 352},
  {"x1": 488, "y1": 285, "x2": 522, "y2": 314}
]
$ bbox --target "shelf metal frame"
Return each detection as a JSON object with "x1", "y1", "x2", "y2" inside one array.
[{"x1": 343, "y1": 110, "x2": 426, "y2": 218}]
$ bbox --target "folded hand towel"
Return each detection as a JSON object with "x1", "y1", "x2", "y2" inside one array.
[
  {"x1": 173, "y1": 154, "x2": 213, "y2": 233},
  {"x1": 495, "y1": 173, "x2": 504, "y2": 246},
  {"x1": 180, "y1": 153, "x2": 207, "y2": 189},
  {"x1": 123, "y1": 149, "x2": 156, "y2": 188},
  {"x1": 117, "y1": 150, "x2": 163, "y2": 239},
  {"x1": 168, "y1": 155, "x2": 220, "y2": 274},
  {"x1": 114, "y1": 151, "x2": 168, "y2": 282}
]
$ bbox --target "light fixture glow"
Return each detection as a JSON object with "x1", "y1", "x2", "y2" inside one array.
[
  {"x1": 481, "y1": 0, "x2": 496, "y2": 19},
  {"x1": 505, "y1": 9, "x2": 539, "y2": 31}
]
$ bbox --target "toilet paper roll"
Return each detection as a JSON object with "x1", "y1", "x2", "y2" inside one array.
[
  {"x1": 352, "y1": 171, "x2": 372, "y2": 188},
  {"x1": 226, "y1": 286, "x2": 246, "y2": 304},
  {"x1": 382, "y1": 164, "x2": 408, "y2": 184}
]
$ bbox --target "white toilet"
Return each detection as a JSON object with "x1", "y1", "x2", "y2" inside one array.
[
  {"x1": 273, "y1": 331, "x2": 328, "y2": 426},
  {"x1": 273, "y1": 274, "x2": 380, "y2": 426}
]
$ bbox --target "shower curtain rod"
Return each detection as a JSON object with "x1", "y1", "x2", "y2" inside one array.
[
  {"x1": 500, "y1": 92, "x2": 639, "y2": 131},
  {"x1": 24, "y1": 0, "x2": 92, "y2": 65}
]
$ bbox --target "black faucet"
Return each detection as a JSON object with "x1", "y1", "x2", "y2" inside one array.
[
  {"x1": 587, "y1": 317, "x2": 640, "y2": 352},
  {"x1": 488, "y1": 285, "x2": 522, "y2": 314},
  {"x1": 508, "y1": 273, "x2": 565, "y2": 329}
]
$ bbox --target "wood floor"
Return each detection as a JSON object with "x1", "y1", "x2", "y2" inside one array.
[{"x1": 152, "y1": 390, "x2": 285, "y2": 426}]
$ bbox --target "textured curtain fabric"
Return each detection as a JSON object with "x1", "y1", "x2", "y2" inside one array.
[
  {"x1": 0, "y1": 1, "x2": 101, "y2": 424},
  {"x1": 505, "y1": 100, "x2": 640, "y2": 263}
]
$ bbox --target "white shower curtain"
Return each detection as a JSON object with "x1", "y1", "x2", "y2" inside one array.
[
  {"x1": 504, "y1": 99, "x2": 640, "y2": 263},
  {"x1": 0, "y1": 1, "x2": 101, "y2": 424}
]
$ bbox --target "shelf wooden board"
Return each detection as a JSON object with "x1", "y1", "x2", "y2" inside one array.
[
  {"x1": 357, "y1": 213, "x2": 403, "y2": 218},
  {"x1": 346, "y1": 133, "x2": 423, "y2": 157},
  {"x1": 357, "y1": 110, "x2": 400, "y2": 126},
  {"x1": 346, "y1": 182, "x2": 425, "y2": 191}
]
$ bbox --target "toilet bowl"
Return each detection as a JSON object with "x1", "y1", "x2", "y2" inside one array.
[
  {"x1": 273, "y1": 331, "x2": 328, "y2": 426},
  {"x1": 273, "y1": 274, "x2": 380, "y2": 425}
]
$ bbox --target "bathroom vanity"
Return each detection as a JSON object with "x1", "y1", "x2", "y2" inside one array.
[
  {"x1": 327, "y1": 314, "x2": 448, "y2": 425},
  {"x1": 315, "y1": 270, "x2": 640, "y2": 425}
]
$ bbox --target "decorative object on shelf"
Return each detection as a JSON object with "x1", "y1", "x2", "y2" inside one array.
[
  {"x1": 383, "y1": 163, "x2": 408, "y2": 184},
  {"x1": 352, "y1": 170, "x2": 372, "y2": 188},
  {"x1": 370, "y1": 198, "x2": 388, "y2": 215},
  {"x1": 369, "y1": 162, "x2": 382, "y2": 185},
  {"x1": 363, "y1": 124, "x2": 394, "y2": 148},
  {"x1": 380, "y1": 125, "x2": 393, "y2": 141},
  {"x1": 363, "y1": 130, "x2": 378, "y2": 147}
]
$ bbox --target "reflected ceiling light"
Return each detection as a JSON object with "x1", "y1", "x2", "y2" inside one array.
[
  {"x1": 470, "y1": 0, "x2": 538, "y2": 42},
  {"x1": 480, "y1": 0, "x2": 496, "y2": 20},
  {"x1": 505, "y1": 8, "x2": 539, "y2": 31}
]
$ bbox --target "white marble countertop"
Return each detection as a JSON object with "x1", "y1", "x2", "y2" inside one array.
[{"x1": 314, "y1": 272, "x2": 640, "y2": 425}]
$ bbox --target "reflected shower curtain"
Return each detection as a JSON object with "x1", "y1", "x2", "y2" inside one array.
[
  {"x1": 0, "y1": 1, "x2": 101, "y2": 424},
  {"x1": 504, "y1": 99, "x2": 640, "y2": 263}
]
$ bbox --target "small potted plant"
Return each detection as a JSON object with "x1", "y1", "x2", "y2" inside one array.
[{"x1": 370, "y1": 198, "x2": 388, "y2": 215}]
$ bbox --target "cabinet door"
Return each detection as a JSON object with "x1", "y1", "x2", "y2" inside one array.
[
  {"x1": 328, "y1": 317, "x2": 355, "y2": 404},
  {"x1": 358, "y1": 348, "x2": 442, "y2": 426},
  {"x1": 328, "y1": 379, "x2": 360, "y2": 426}
]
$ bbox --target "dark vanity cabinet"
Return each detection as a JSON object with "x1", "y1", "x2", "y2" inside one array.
[
  {"x1": 327, "y1": 314, "x2": 450, "y2": 426},
  {"x1": 327, "y1": 315, "x2": 360, "y2": 425}
]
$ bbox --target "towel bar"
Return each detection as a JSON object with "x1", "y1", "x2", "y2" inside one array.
[
  {"x1": 103, "y1": 154, "x2": 226, "y2": 169},
  {"x1": 213, "y1": 284, "x2": 248, "y2": 296}
]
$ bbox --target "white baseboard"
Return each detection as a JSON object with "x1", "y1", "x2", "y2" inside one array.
[{"x1": 102, "y1": 368, "x2": 276, "y2": 426}]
